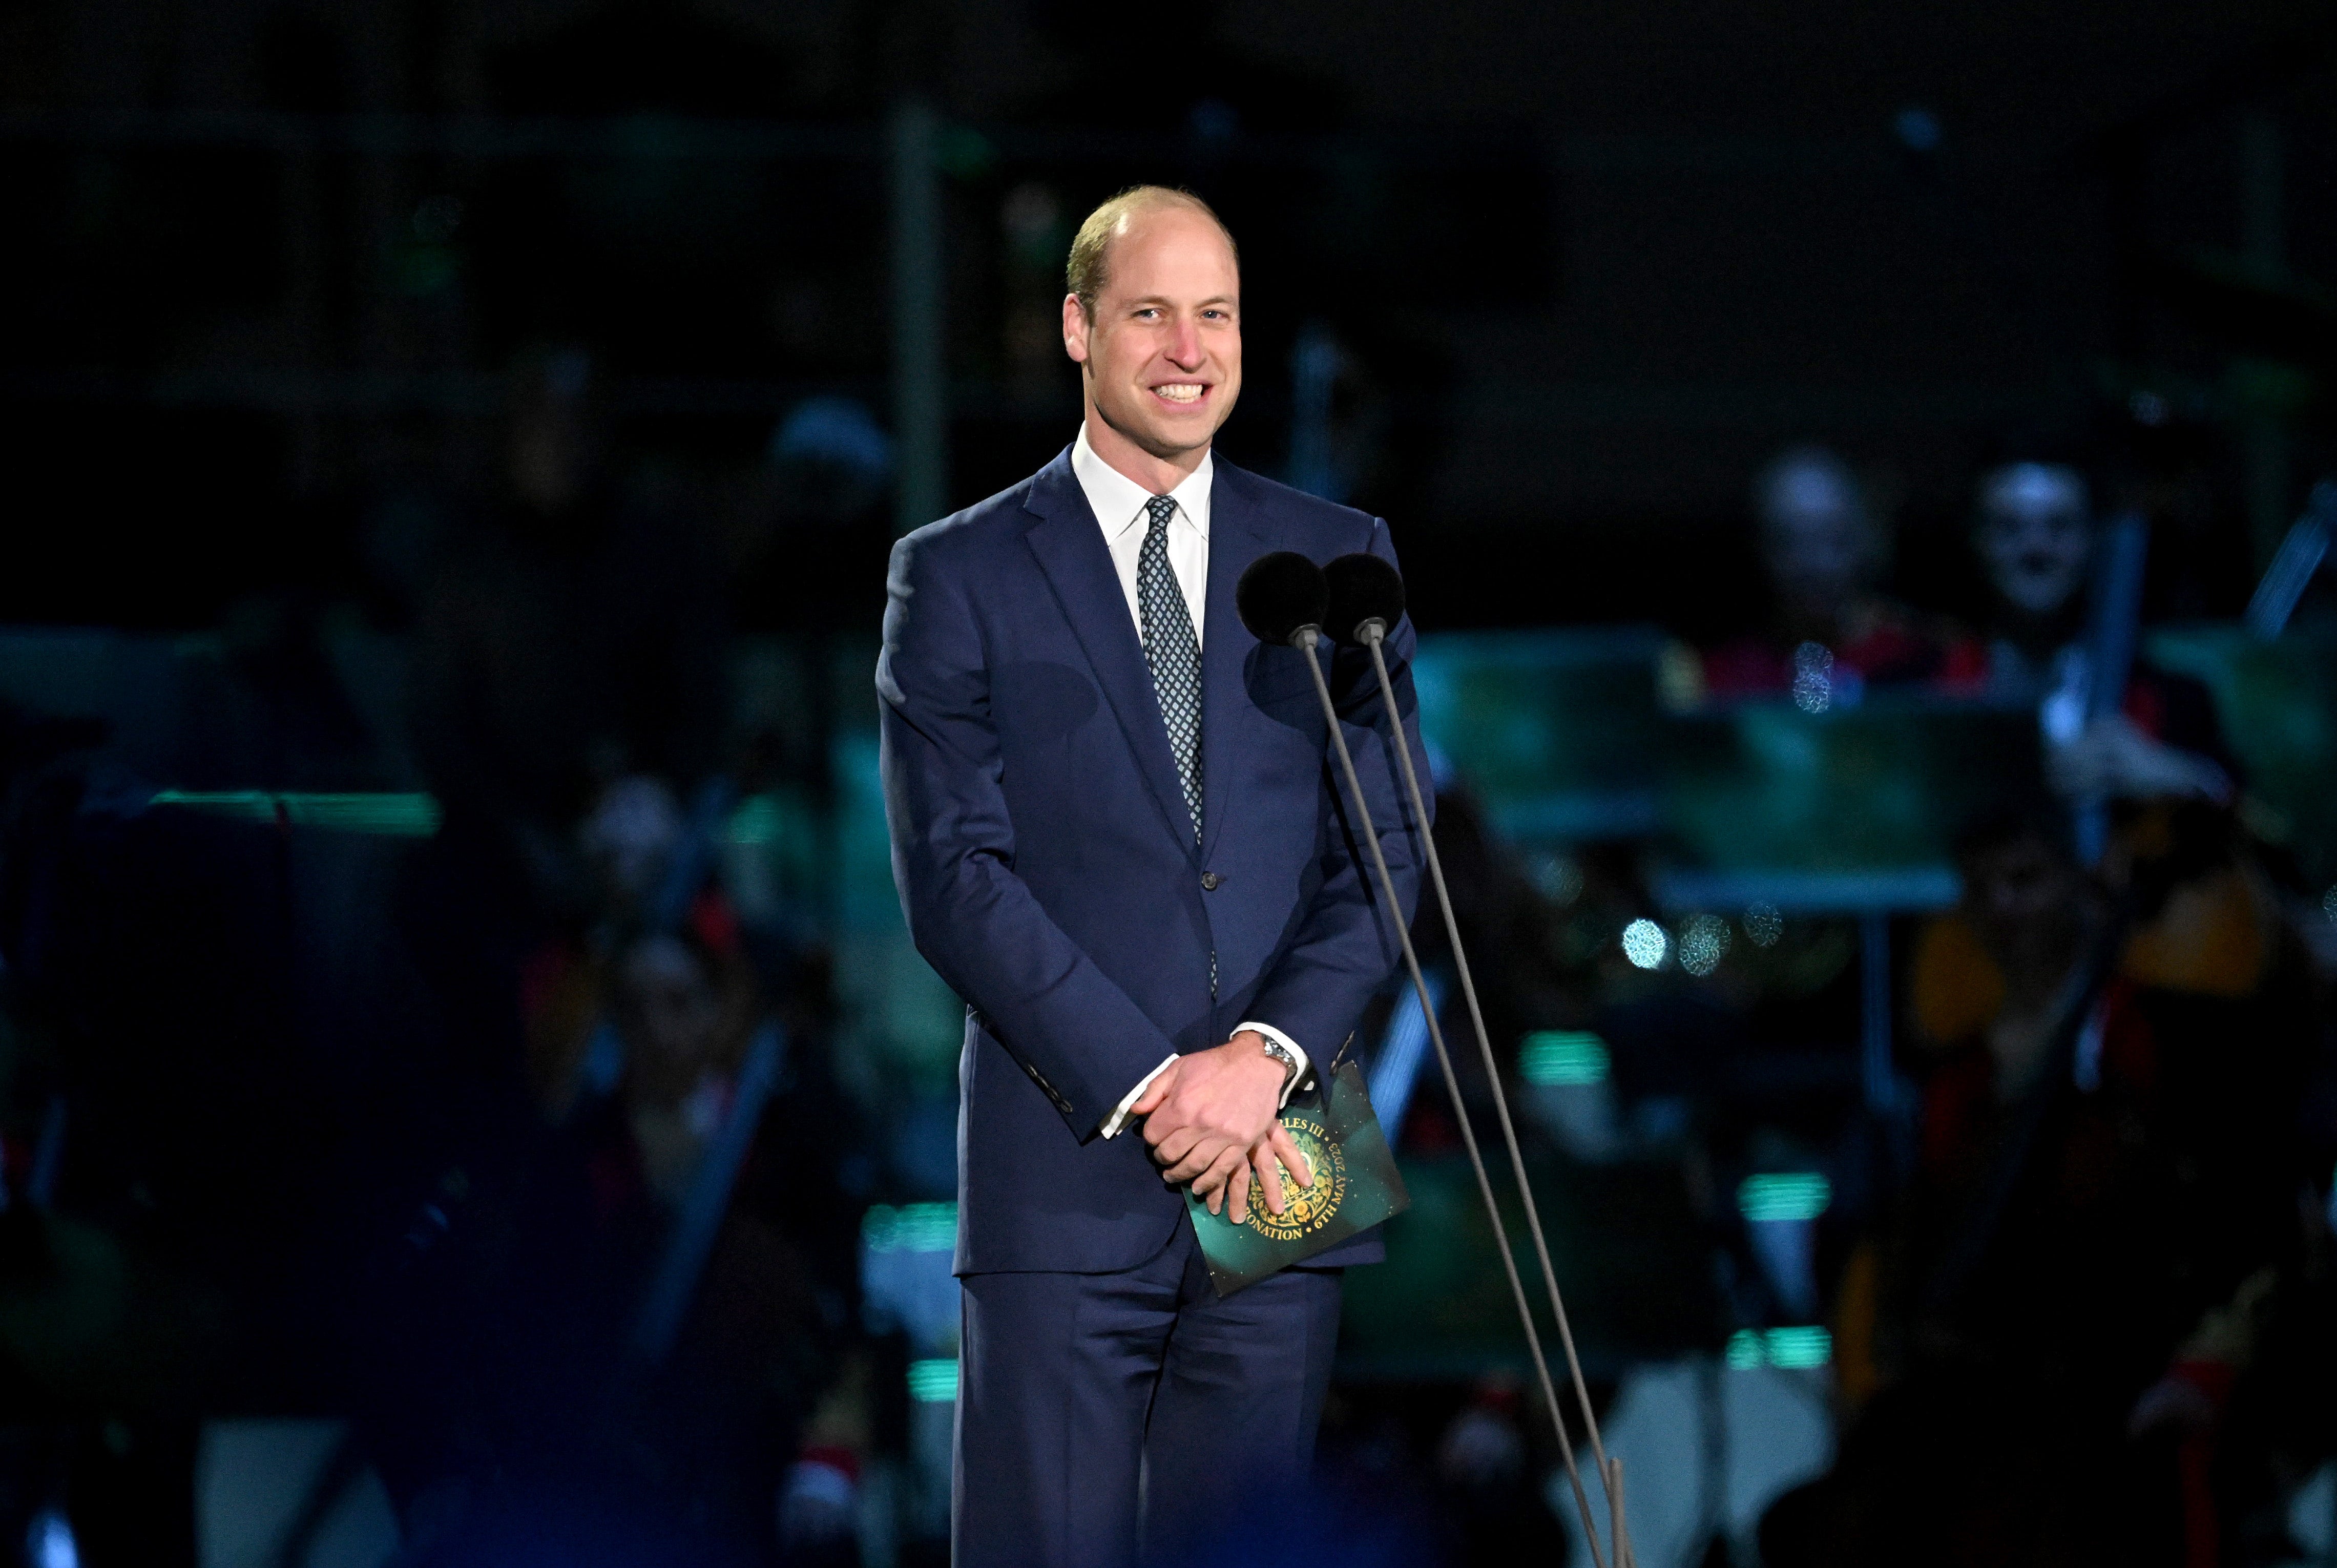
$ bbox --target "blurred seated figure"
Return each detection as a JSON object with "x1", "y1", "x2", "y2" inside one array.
[
  {"x1": 1974, "y1": 461, "x2": 2232, "y2": 809},
  {"x1": 392, "y1": 890, "x2": 866, "y2": 1566},
  {"x1": 1699, "y1": 446, "x2": 1983, "y2": 703},
  {"x1": 1784, "y1": 806, "x2": 2320, "y2": 1566},
  {"x1": 601, "y1": 927, "x2": 757, "y2": 1212},
  {"x1": 382, "y1": 355, "x2": 879, "y2": 1562},
  {"x1": 1969, "y1": 459, "x2": 2275, "y2": 1014},
  {"x1": 1906, "y1": 813, "x2": 2129, "y2": 1247}
]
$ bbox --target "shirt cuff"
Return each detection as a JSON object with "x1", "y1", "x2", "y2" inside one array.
[
  {"x1": 1234, "y1": 1021, "x2": 1310, "y2": 1108},
  {"x1": 1099, "y1": 1055, "x2": 1179, "y2": 1139}
]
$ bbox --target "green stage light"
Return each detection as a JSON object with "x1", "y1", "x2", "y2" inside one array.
[
  {"x1": 150, "y1": 791, "x2": 442, "y2": 836},
  {"x1": 150, "y1": 790, "x2": 278, "y2": 822},
  {"x1": 907, "y1": 1358, "x2": 961, "y2": 1403},
  {"x1": 863, "y1": 1202, "x2": 957, "y2": 1253},
  {"x1": 1519, "y1": 1031, "x2": 1611, "y2": 1086},
  {"x1": 1737, "y1": 1172, "x2": 1830, "y2": 1223},
  {"x1": 1725, "y1": 1326, "x2": 1832, "y2": 1369},
  {"x1": 727, "y1": 795, "x2": 785, "y2": 846},
  {"x1": 1764, "y1": 1327, "x2": 1832, "y2": 1369}
]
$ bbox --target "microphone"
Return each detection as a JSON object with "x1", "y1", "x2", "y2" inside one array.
[
  {"x1": 1263, "y1": 548, "x2": 1630, "y2": 1568},
  {"x1": 1235, "y1": 551, "x2": 1329, "y2": 647},
  {"x1": 1318, "y1": 551, "x2": 1631, "y2": 1568},
  {"x1": 1322, "y1": 551, "x2": 1406, "y2": 646}
]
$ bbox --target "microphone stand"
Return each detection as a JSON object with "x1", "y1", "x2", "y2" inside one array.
[
  {"x1": 1352, "y1": 616, "x2": 1633, "y2": 1566},
  {"x1": 1290, "y1": 624, "x2": 1628, "y2": 1568}
]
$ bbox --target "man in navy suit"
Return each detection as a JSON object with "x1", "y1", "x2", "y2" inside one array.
[{"x1": 879, "y1": 185, "x2": 1428, "y2": 1566}]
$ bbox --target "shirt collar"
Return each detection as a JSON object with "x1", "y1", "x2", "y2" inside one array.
[{"x1": 1071, "y1": 424, "x2": 1213, "y2": 540}]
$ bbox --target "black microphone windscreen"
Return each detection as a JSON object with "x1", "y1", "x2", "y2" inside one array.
[
  {"x1": 1236, "y1": 552, "x2": 1328, "y2": 645},
  {"x1": 1323, "y1": 553, "x2": 1407, "y2": 644}
]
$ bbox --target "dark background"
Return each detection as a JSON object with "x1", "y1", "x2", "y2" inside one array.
[{"x1": 4, "y1": 0, "x2": 2331, "y2": 639}]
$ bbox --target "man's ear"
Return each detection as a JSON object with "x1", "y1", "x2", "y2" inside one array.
[{"x1": 1061, "y1": 292, "x2": 1091, "y2": 365}]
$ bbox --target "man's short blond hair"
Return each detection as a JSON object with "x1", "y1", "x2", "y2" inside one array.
[{"x1": 1066, "y1": 185, "x2": 1239, "y2": 318}]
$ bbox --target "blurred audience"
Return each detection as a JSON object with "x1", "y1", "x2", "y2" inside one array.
[
  {"x1": 1781, "y1": 794, "x2": 2324, "y2": 1566},
  {"x1": 1698, "y1": 445, "x2": 1983, "y2": 703},
  {"x1": 1974, "y1": 461, "x2": 2235, "y2": 809},
  {"x1": 0, "y1": 344, "x2": 887, "y2": 1564}
]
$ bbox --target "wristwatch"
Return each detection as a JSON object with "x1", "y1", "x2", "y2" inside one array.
[{"x1": 1257, "y1": 1034, "x2": 1300, "y2": 1090}]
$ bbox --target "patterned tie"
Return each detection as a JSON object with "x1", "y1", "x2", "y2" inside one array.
[{"x1": 1137, "y1": 494, "x2": 1204, "y2": 843}]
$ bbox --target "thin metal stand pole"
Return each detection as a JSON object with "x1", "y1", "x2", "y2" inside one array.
[
  {"x1": 1296, "y1": 631, "x2": 1615, "y2": 1568},
  {"x1": 1362, "y1": 629, "x2": 1629, "y2": 1562}
]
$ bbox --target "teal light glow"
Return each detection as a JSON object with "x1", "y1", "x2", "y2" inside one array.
[
  {"x1": 1725, "y1": 1326, "x2": 1833, "y2": 1369},
  {"x1": 151, "y1": 790, "x2": 277, "y2": 822},
  {"x1": 727, "y1": 795, "x2": 785, "y2": 846},
  {"x1": 150, "y1": 791, "x2": 443, "y2": 837},
  {"x1": 1765, "y1": 1326, "x2": 1833, "y2": 1369},
  {"x1": 907, "y1": 1358, "x2": 961, "y2": 1403},
  {"x1": 863, "y1": 1202, "x2": 957, "y2": 1253},
  {"x1": 1519, "y1": 1031, "x2": 1611, "y2": 1086},
  {"x1": 1738, "y1": 1173, "x2": 1831, "y2": 1223}
]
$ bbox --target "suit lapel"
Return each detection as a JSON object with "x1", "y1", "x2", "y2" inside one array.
[
  {"x1": 1022, "y1": 451, "x2": 1199, "y2": 858},
  {"x1": 1199, "y1": 462, "x2": 1271, "y2": 865}
]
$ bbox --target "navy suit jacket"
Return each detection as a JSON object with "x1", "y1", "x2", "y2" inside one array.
[{"x1": 879, "y1": 447, "x2": 1429, "y2": 1276}]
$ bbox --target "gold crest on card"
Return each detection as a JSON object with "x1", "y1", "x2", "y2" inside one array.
[{"x1": 1244, "y1": 1120, "x2": 1348, "y2": 1240}]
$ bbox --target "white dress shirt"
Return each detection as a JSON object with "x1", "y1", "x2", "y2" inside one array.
[{"x1": 1069, "y1": 426, "x2": 1311, "y2": 1138}]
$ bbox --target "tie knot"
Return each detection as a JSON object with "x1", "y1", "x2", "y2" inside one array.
[{"x1": 1144, "y1": 495, "x2": 1178, "y2": 530}]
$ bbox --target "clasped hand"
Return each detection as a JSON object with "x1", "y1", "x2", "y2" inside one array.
[{"x1": 1133, "y1": 1031, "x2": 1313, "y2": 1223}]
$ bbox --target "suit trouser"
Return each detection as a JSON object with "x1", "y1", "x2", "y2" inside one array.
[{"x1": 953, "y1": 1223, "x2": 1343, "y2": 1568}]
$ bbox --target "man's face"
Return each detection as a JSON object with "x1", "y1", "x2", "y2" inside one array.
[
  {"x1": 1062, "y1": 206, "x2": 1242, "y2": 461},
  {"x1": 1962, "y1": 832, "x2": 2088, "y2": 979},
  {"x1": 1979, "y1": 476, "x2": 2093, "y2": 619},
  {"x1": 620, "y1": 934, "x2": 722, "y2": 1098},
  {"x1": 1761, "y1": 466, "x2": 1874, "y2": 621}
]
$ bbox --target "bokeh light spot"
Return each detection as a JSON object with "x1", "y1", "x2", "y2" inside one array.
[
  {"x1": 1790, "y1": 642, "x2": 1833, "y2": 714},
  {"x1": 1679, "y1": 913, "x2": 1732, "y2": 976},
  {"x1": 1621, "y1": 918, "x2": 1668, "y2": 970},
  {"x1": 1530, "y1": 852, "x2": 1585, "y2": 907}
]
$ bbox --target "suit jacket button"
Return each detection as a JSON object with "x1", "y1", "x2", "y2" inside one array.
[{"x1": 1200, "y1": 871, "x2": 1221, "y2": 891}]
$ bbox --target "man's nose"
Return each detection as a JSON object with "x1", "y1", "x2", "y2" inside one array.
[{"x1": 1165, "y1": 316, "x2": 1205, "y2": 367}]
